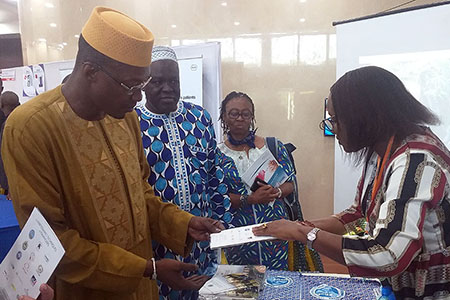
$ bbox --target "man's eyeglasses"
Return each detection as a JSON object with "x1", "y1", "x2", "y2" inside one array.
[
  {"x1": 85, "y1": 62, "x2": 152, "y2": 95},
  {"x1": 319, "y1": 116, "x2": 336, "y2": 133},
  {"x1": 228, "y1": 109, "x2": 253, "y2": 120}
]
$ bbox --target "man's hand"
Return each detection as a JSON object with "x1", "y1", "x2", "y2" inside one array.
[
  {"x1": 155, "y1": 259, "x2": 206, "y2": 290},
  {"x1": 188, "y1": 216, "x2": 224, "y2": 241},
  {"x1": 185, "y1": 274, "x2": 212, "y2": 290},
  {"x1": 20, "y1": 283, "x2": 54, "y2": 300}
]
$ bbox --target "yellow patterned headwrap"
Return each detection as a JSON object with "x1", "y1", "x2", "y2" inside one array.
[{"x1": 81, "y1": 6, "x2": 154, "y2": 67}]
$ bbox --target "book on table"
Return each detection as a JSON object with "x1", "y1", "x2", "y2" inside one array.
[{"x1": 199, "y1": 265, "x2": 266, "y2": 300}]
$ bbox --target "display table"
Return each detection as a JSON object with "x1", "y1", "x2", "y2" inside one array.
[
  {"x1": 200, "y1": 266, "x2": 382, "y2": 300},
  {"x1": 260, "y1": 270, "x2": 381, "y2": 300},
  {"x1": 0, "y1": 196, "x2": 20, "y2": 263}
]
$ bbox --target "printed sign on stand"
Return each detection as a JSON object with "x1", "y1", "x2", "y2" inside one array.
[
  {"x1": 178, "y1": 57, "x2": 203, "y2": 107},
  {"x1": 32, "y1": 64, "x2": 46, "y2": 95},
  {"x1": 0, "y1": 69, "x2": 16, "y2": 82},
  {"x1": 22, "y1": 66, "x2": 36, "y2": 98}
]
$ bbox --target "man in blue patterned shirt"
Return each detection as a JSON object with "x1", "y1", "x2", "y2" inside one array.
[{"x1": 136, "y1": 46, "x2": 232, "y2": 300}]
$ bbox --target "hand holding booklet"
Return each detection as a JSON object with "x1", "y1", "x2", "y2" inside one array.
[
  {"x1": 210, "y1": 223, "x2": 275, "y2": 250},
  {"x1": 241, "y1": 149, "x2": 289, "y2": 191},
  {"x1": 0, "y1": 208, "x2": 65, "y2": 300}
]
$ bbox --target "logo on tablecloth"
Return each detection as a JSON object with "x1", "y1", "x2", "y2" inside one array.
[
  {"x1": 265, "y1": 275, "x2": 293, "y2": 288},
  {"x1": 310, "y1": 284, "x2": 345, "y2": 299}
]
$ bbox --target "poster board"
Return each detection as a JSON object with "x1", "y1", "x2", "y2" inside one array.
[
  {"x1": 177, "y1": 57, "x2": 203, "y2": 107},
  {"x1": 0, "y1": 60, "x2": 75, "y2": 104},
  {"x1": 173, "y1": 42, "x2": 223, "y2": 141}
]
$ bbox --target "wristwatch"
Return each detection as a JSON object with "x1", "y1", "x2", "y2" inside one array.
[{"x1": 306, "y1": 227, "x2": 320, "y2": 249}]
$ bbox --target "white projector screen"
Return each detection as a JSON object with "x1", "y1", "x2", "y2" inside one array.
[{"x1": 333, "y1": 2, "x2": 450, "y2": 213}]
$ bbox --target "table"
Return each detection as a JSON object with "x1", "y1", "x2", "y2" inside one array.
[
  {"x1": 259, "y1": 270, "x2": 382, "y2": 300},
  {"x1": 0, "y1": 195, "x2": 20, "y2": 263},
  {"x1": 200, "y1": 266, "x2": 382, "y2": 300}
]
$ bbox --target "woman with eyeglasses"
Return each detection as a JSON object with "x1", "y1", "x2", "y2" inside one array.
[
  {"x1": 254, "y1": 66, "x2": 450, "y2": 299},
  {"x1": 217, "y1": 91, "x2": 322, "y2": 272}
]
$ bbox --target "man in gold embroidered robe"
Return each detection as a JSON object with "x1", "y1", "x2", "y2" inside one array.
[{"x1": 2, "y1": 6, "x2": 223, "y2": 300}]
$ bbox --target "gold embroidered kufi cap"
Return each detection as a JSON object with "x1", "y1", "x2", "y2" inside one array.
[{"x1": 81, "y1": 6, "x2": 154, "y2": 67}]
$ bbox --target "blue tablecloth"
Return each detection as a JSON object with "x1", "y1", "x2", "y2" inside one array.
[
  {"x1": 0, "y1": 195, "x2": 20, "y2": 263},
  {"x1": 259, "y1": 270, "x2": 382, "y2": 300}
]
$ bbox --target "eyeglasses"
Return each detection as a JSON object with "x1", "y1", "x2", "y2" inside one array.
[
  {"x1": 86, "y1": 62, "x2": 152, "y2": 95},
  {"x1": 319, "y1": 116, "x2": 336, "y2": 133},
  {"x1": 228, "y1": 109, "x2": 253, "y2": 120}
]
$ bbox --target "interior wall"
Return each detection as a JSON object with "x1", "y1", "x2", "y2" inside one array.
[{"x1": 16, "y1": 0, "x2": 447, "y2": 220}]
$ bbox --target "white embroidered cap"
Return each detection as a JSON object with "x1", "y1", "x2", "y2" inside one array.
[{"x1": 151, "y1": 46, "x2": 178, "y2": 63}]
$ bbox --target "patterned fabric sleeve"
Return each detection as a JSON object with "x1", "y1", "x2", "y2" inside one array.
[
  {"x1": 216, "y1": 148, "x2": 250, "y2": 219},
  {"x1": 202, "y1": 109, "x2": 233, "y2": 225},
  {"x1": 342, "y1": 150, "x2": 448, "y2": 278},
  {"x1": 333, "y1": 171, "x2": 366, "y2": 233},
  {"x1": 275, "y1": 139, "x2": 295, "y2": 182},
  {"x1": 216, "y1": 149, "x2": 247, "y2": 195}
]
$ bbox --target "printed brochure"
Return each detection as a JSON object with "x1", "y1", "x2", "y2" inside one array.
[{"x1": 0, "y1": 208, "x2": 65, "y2": 300}]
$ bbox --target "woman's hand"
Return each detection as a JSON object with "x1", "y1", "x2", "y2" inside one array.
[
  {"x1": 253, "y1": 219, "x2": 304, "y2": 241},
  {"x1": 249, "y1": 184, "x2": 279, "y2": 205},
  {"x1": 255, "y1": 220, "x2": 347, "y2": 265}
]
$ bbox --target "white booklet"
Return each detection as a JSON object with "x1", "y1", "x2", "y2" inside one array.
[
  {"x1": 0, "y1": 207, "x2": 65, "y2": 300},
  {"x1": 210, "y1": 223, "x2": 275, "y2": 250},
  {"x1": 241, "y1": 149, "x2": 289, "y2": 189}
]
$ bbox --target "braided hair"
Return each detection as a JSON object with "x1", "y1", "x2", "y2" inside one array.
[{"x1": 219, "y1": 91, "x2": 256, "y2": 134}]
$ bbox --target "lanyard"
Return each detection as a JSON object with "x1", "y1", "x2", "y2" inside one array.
[{"x1": 366, "y1": 136, "x2": 395, "y2": 224}]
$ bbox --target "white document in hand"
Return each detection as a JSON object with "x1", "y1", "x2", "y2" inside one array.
[
  {"x1": 0, "y1": 207, "x2": 65, "y2": 300},
  {"x1": 210, "y1": 223, "x2": 275, "y2": 250}
]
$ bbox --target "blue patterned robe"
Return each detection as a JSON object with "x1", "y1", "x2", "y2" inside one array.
[
  {"x1": 136, "y1": 101, "x2": 232, "y2": 300},
  {"x1": 217, "y1": 141, "x2": 295, "y2": 270}
]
